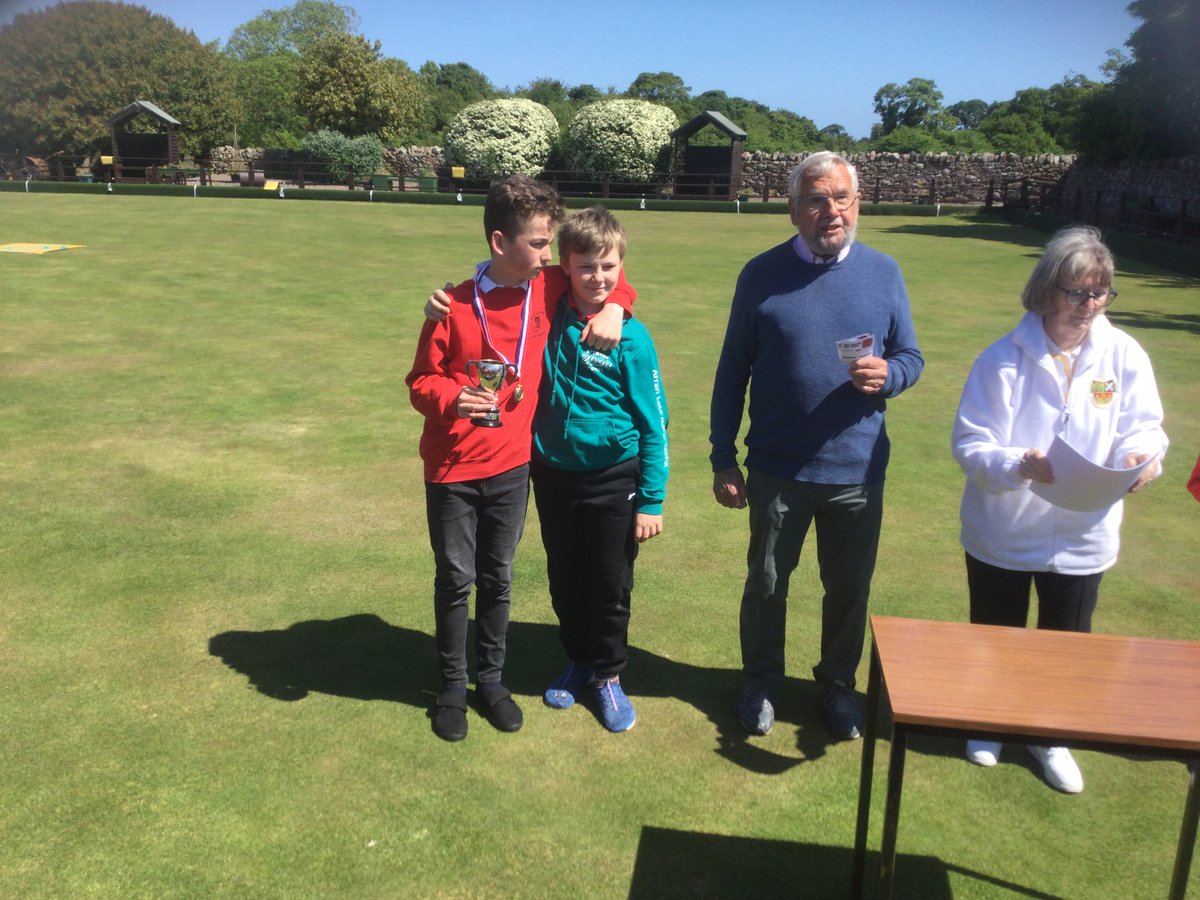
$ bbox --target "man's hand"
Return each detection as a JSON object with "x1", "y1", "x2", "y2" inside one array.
[
  {"x1": 580, "y1": 302, "x2": 623, "y2": 351},
  {"x1": 713, "y1": 466, "x2": 747, "y2": 509},
  {"x1": 635, "y1": 512, "x2": 663, "y2": 542},
  {"x1": 1125, "y1": 452, "x2": 1160, "y2": 493},
  {"x1": 1018, "y1": 448, "x2": 1054, "y2": 483},
  {"x1": 424, "y1": 283, "x2": 454, "y2": 322},
  {"x1": 849, "y1": 356, "x2": 888, "y2": 394},
  {"x1": 456, "y1": 386, "x2": 496, "y2": 420}
]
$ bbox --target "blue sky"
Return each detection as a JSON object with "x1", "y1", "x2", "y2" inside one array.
[{"x1": 2, "y1": 0, "x2": 1139, "y2": 138}]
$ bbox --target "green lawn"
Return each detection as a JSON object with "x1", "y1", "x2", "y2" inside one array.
[{"x1": 1, "y1": 193, "x2": 1197, "y2": 898}]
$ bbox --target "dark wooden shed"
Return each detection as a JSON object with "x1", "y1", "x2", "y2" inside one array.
[
  {"x1": 670, "y1": 111, "x2": 748, "y2": 200},
  {"x1": 103, "y1": 100, "x2": 181, "y2": 180}
]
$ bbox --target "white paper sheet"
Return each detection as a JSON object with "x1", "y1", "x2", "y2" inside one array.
[{"x1": 1029, "y1": 434, "x2": 1152, "y2": 512}]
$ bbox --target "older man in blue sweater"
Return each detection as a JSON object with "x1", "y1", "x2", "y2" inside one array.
[{"x1": 710, "y1": 151, "x2": 924, "y2": 740}]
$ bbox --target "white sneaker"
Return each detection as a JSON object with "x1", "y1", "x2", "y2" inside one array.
[
  {"x1": 1028, "y1": 745, "x2": 1084, "y2": 793},
  {"x1": 966, "y1": 740, "x2": 1002, "y2": 767}
]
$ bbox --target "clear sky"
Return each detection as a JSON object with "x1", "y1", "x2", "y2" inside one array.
[{"x1": 1, "y1": 0, "x2": 1139, "y2": 138}]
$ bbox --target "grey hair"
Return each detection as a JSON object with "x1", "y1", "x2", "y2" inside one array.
[
  {"x1": 1022, "y1": 225, "x2": 1115, "y2": 314},
  {"x1": 787, "y1": 151, "x2": 859, "y2": 199}
]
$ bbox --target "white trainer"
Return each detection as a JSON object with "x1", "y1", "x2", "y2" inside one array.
[
  {"x1": 966, "y1": 740, "x2": 1002, "y2": 767},
  {"x1": 1028, "y1": 745, "x2": 1084, "y2": 793}
]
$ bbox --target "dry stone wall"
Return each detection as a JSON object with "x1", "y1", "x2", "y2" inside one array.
[
  {"x1": 740, "y1": 152, "x2": 1075, "y2": 204},
  {"x1": 1059, "y1": 155, "x2": 1200, "y2": 222},
  {"x1": 207, "y1": 146, "x2": 1194, "y2": 221}
]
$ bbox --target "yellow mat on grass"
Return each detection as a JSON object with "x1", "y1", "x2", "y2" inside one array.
[{"x1": 0, "y1": 243, "x2": 85, "y2": 254}]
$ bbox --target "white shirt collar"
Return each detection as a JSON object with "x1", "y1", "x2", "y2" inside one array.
[
  {"x1": 792, "y1": 235, "x2": 850, "y2": 265},
  {"x1": 476, "y1": 260, "x2": 530, "y2": 293}
]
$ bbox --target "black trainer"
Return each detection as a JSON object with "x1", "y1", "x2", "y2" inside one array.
[
  {"x1": 432, "y1": 689, "x2": 468, "y2": 742},
  {"x1": 477, "y1": 683, "x2": 523, "y2": 733}
]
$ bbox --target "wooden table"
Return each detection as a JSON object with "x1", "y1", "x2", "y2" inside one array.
[{"x1": 851, "y1": 616, "x2": 1200, "y2": 898}]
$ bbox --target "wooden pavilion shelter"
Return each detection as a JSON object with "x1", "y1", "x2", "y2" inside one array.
[
  {"x1": 670, "y1": 111, "x2": 748, "y2": 200},
  {"x1": 102, "y1": 100, "x2": 181, "y2": 181}
]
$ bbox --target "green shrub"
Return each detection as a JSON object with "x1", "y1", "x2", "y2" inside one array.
[
  {"x1": 443, "y1": 98, "x2": 559, "y2": 177},
  {"x1": 300, "y1": 129, "x2": 385, "y2": 183},
  {"x1": 562, "y1": 99, "x2": 677, "y2": 181}
]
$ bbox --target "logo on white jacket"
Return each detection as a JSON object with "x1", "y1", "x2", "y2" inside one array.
[{"x1": 1090, "y1": 378, "x2": 1117, "y2": 408}]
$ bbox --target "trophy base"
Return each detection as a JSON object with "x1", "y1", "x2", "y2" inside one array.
[{"x1": 472, "y1": 418, "x2": 503, "y2": 428}]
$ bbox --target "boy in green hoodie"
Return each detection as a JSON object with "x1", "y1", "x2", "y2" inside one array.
[{"x1": 531, "y1": 206, "x2": 669, "y2": 733}]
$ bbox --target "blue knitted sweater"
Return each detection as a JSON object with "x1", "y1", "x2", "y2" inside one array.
[{"x1": 709, "y1": 239, "x2": 923, "y2": 485}]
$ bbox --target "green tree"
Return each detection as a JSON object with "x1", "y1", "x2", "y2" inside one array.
[
  {"x1": 224, "y1": 0, "x2": 357, "y2": 60},
  {"x1": 872, "y1": 78, "x2": 945, "y2": 134},
  {"x1": 946, "y1": 99, "x2": 989, "y2": 130},
  {"x1": 869, "y1": 125, "x2": 946, "y2": 154},
  {"x1": 517, "y1": 77, "x2": 574, "y2": 128},
  {"x1": 1078, "y1": 0, "x2": 1200, "y2": 160},
  {"x1": 627, "y1": 72, "x2": 691, "y2": 104},
  {"x1": 0, "y1": 1, "x2": 238, "y2": 156},
  {"x1": 443, "y1": 98, "x2": 559, "y2": 177},
  {"x1": 978, "y1": 113, "x2": 1061, "y2": 155},
  {"x1": 414, "y1": 61, "x2": 496, "y2": 142},
  {"x1": 298, "y1": 32, "x2": 422, "y2": 141},
  {"x1": 231, "y1": 53, "x2": 308, "y2": 147},
  {"x1": 568, "y1": 84, "x2": 605, "y2": 105}
]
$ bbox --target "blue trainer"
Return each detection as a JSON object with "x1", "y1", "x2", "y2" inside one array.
[
  {"x1": 593, "y1": 676, "x2": 636, "y2": 732},
  {"x1": 543, "y1": 661, "x2": 594, "y2": 709},
  {"x1": 736, "y1": 689, "x2": 774, "y2": 736},
  {"x1": 823, "y1": 682, "x2": 864, "y2": 740}
]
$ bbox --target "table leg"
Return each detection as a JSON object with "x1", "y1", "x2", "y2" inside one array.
[
  {"x1": 877, "y1": 725, "x2": 908, "y2": 899},
  {"x1": 852, "y1": 642, "x2": 883, "y2": 897},
  {"x1": 1170, "y1": 760, "x2": 1199, "y2": 900}
]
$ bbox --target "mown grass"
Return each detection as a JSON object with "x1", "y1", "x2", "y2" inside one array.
[{"x1": 1, "y1": 193, "x2": 1197, "y2": 898}]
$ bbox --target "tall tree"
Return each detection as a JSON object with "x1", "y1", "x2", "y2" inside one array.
[
  {"x1": 0, "y1": 1, "x2": 238, "y2": 156},
  {"x1": 627, "y1": 72, "x2": 691, "y2": 104},
  {"x1": 946, "y1": 99, "x2": 989, "y2": 130},
  {"x1": 414, "y1": 62, "x2": 496, "y2": 142},
  {"x1": 1085, "y1": 0, "x2": 1200, "y2": 159},
  {"x1": 224, "y1": 0, "x2": 357, "y2": 61},
  {"x1": 872, "y1": 78, "x2": 945, "y2": 134},
  {"x1": 298, "y1": 33, "x2": 422, "y2": 141},
  {"x1": 517, "y1": 77, "x2": 574, "y2": 127},
  {"x1": 231, "y1": 53, "x2": 308, "y2": 147}
]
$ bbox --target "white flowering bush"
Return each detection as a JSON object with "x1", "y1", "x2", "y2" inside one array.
[
  {"x1": 562, "y1": 100, "x2": 677, "y2": 181},
  {"x1": 443, "y1": 98, "x2": 559, "y2": 177}
]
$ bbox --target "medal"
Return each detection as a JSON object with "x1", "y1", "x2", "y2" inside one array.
[{"x1": 472, "y1": 262, "x2": 531, "y2": 401}]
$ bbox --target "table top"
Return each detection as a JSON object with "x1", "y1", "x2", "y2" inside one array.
[{"x1": 870, "y1": 616, "x2": 1200, "y2": 753}]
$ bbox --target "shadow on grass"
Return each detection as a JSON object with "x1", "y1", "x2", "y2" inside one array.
[
  {"x1": 209, "y1": 612, "x2": 434, "y2": 705},
  {"x1": 208, "y1": 614, "x2": 841, "y2": 774},
  {"x1": 1107, "y1": 309, "x2": 1200, "y2": 336},
  {"x1": 628, "y1": 825, "x2": 1064, "y2": 899},
  {"x1": 881, "y1": 220, "x2": 1049, "y2": 250}
]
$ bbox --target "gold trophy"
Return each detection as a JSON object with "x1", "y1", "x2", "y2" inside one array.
[{"x1": 466, "y1": 359, "x2": 516, "y2": 427}]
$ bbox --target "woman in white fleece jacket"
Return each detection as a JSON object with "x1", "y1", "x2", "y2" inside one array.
[{"x1": 950, "y1": 225, "x2": 1168, "y2": 793}]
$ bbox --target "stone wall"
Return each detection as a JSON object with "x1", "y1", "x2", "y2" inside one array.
[
  {"x1": 207, "y1": 145, "x2": 1195, "y2": 222},
  {"x1": 1058, "y1": 155, "x2": 1200, "y2": 223},
  {"x1": 739, "y1": 151, "x2": 1076, "y2": 204}
]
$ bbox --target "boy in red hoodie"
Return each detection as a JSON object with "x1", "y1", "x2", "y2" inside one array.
[{"x1": 406, "y1": 176, "x2": 634, "y2": 741}]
